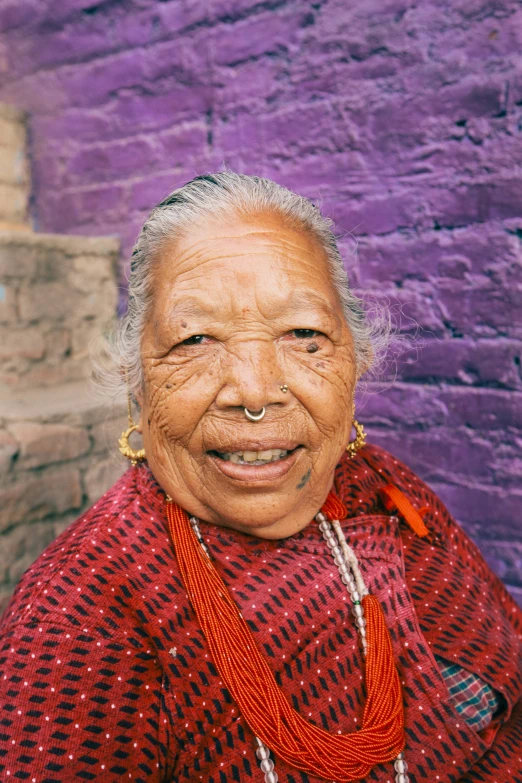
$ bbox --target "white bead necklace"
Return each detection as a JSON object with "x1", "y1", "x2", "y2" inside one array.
[{"x1": 189, "y1": 512, "x2": 408, "y2": 783}]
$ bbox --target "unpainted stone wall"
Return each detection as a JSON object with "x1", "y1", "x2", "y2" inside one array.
[
  {"x1": 0, "y1": 230, "x2": 127, "y2": 609},
  {"x1": 0, "y1": 385, "x2": 126, "y2": 609},
  {"x1": 0, "y1": 232, "x2": 120, "y2": 388},
  {"x1": 0, "y1": 103, "x2": 29, "y2": 230},
  {"x1": 0, "y1": 108, "x2": 127, "y2": 611},
  {"x1": 0, "y1": 0, "x2": 521, "y2": 600}
]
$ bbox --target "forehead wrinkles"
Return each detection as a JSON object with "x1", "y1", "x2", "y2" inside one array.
[
  {"x1": 147, "y1": 217, "x2": 346, "y2": 331},
  {"x1": 153, "y1": 290, "x2": 343, "y2": 334},
  {"x1": 157, "y1": 222, "x2": 328, "y2": 280}
]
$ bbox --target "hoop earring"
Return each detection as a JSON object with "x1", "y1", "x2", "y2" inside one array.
[
  {"x1": 346, "y1": 419, "x2": 366, "y2": 459},
  {"x1": 118, "y1": 370, "x2": 146, "y2": 466}
]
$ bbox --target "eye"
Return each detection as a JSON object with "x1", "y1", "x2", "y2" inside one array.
[
  {"x1": 292, "y1": 329, "x2": 322, "y2": 339},
  {"x1": 178, "y1": 335, "x2": 210, "y2": 346}
]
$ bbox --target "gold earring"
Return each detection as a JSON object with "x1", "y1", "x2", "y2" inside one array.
[
  {"x1": 346, "y1": 419, "x2": 366, "y2": 458},
  {"x1": 118, "y1": 371, "x2": 146, "y2": 466}
]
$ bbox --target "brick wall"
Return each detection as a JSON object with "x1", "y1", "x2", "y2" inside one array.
[
  {"x1": 0, "y1": 225, "x2": 126, "y2": 610},
  {"x1": 0, "y1": 232, "x2": 119, "y2": 388},
  {"x1": 0, "y1": 103, "x2": 29, "y2": 229},
  {"x1": 0, "y1": 0, "x2": 521, "y2": 600}
]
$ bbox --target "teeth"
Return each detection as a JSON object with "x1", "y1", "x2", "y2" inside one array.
[{"x1": 219, "y1": 448, "x2": 290, "y2": 464}]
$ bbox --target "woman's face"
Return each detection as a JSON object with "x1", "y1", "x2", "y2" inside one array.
[{"x1": 138, "y1": 210, "x2": 356, "y2": 538}]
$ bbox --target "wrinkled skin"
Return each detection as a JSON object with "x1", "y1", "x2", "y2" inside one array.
[{"x1": 137, "y1": 210, "x2": 357, "y2": 539}]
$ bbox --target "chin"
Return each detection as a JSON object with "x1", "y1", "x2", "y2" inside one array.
[{"x1": 208, "y1": 491, "x2": 316, "y2": 540}]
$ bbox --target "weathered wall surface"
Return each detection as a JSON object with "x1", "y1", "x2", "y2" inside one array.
[
  {"x1": 0, "y1": 228, "x2": 127, "y2": 613},
  {"x1": 0, "y1": 0, "x2": 521, "y2": 600},
  {"x1": 0, "y1": 232, "x2": 120, "y2": 388},
  {"x1": 0, "y1": 103, "x2": 29, "y2": 230},
  {"x1": 0, "y1": 108, "x2": 127, "y2": 611}
]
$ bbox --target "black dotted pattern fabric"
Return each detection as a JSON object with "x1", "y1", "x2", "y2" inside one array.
[{"x1": 1, "y1": 445, "x2": 521, "y2": 782}]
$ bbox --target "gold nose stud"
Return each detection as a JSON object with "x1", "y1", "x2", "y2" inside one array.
[{"x1": 280, "y1": 384, "x2": 288, "y2": 393}]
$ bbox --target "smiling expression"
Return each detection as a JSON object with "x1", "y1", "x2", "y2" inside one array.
[{"x1": 138, "y1": 209, "x2": 356, "y2": 539}]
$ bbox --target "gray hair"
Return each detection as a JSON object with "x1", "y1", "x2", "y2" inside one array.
[{"x1": 105, "y1": 172, "x2": 389, "y2": 397}]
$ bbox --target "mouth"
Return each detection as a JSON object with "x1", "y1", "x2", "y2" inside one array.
[
  {"x1": 206, "y1": 444, "x2": 304, "y2": 483},
  {"x1": 208, "y1": 446, "x2": 301, "y2": 465}
]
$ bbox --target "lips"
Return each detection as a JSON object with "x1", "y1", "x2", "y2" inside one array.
[
  {"x1": 211, "y1": 447, "x2": 292, "y2": 465},
  {"x1": 207, "y1": 445, "x2": 304, "y2": 483},
  {"x1": 208, "y1": 440, "x2": 300, "y2": 453}
]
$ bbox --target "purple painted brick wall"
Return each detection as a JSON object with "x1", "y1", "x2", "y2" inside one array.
[{"x1": 0, "y1": 0, "x2": 521, "y2": 599}]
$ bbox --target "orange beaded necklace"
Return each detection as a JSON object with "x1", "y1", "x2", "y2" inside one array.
[{"x1": 166, "y1": 493, "x2": 405, "y2": 782}]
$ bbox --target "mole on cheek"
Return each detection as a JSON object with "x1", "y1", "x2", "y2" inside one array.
[
  {"x1": 181, "y1": 321, "x2": 187, "y2": 328},
  {"x1": 166, "y1": 384, "x2": 172, "y2": 389},
  {"x1": 307, "y1": 343, "x2": 319, "y2": 354}
]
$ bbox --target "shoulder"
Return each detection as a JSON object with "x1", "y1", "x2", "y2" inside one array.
[
  {"x1": 349, "y1": 443, "x2": 477, "y2": 548},
  {"x1": 334, "y1": 442, "x2": 442, "y2": 518},
  {"x1": 336, "y1": 442, "x2": 457, "y2": 524},
  {"x1": 336, "y1": 442, "x2": 483, "y2": 554},
  {"x1": 0, "y1": 465, "x2": 176, "y2": 640},
  {"x1": 334, "y1": 441, "x2": 483, "y2": 560},
  {"x1": 335, "y1": 443, "x2": 522, "y2": 630}
]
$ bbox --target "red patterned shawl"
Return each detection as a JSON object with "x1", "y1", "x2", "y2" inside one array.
[{"x1": 0, "y1": 444, "x2": 521, "y2": 782}]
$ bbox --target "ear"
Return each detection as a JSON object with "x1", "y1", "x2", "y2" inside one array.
[
  {"x1": 357, "y1": 346, "x2": 374, "y2": 379},
  {"x1": 135, "y1": 391, "x2": 143, "y2": 432},
  {"x1": 133, "y1": 390, "x2": 145, "y2": 433},
  {"x1": 350, "y1": 386, "x2": 356, "y2": 419}
]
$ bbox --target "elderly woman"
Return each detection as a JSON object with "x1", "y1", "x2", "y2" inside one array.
[{"x1": 0, "y1": 173, "x2": 521, "y2": 783}]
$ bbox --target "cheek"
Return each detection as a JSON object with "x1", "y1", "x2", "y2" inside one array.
[
  {"x1": 280, "y1": 343, "x2": 355, "y2": 404},
  {"x1": 142, "y1": 354, "x2": 221, "y2": 442},
  {"x1": 277, "y1": 351, "x2": 354, "y2": 451}
]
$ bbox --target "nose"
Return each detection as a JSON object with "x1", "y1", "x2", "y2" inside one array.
[{"x1": 214, "y1": 338, "x2": 286, "y2": 413}]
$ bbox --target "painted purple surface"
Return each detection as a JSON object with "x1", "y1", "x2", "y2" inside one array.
[{"x1": 0, "y1": 0, "x2": 521, "y2": 600}]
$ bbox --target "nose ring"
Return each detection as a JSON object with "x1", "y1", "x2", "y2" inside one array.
[
  {"x1": 244, "y1": 407, "x2": 266, "y2": 422},
  {"x1": 280, "y1": 384, "x2": 288, "y2": 393}
]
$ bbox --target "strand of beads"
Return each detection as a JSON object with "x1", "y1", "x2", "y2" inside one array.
[
  {"x1": 394, "y1": 751, "x2": 409, "y2": 782},
  {"x1": 317, "y1": 512, "x2": 409, "y2": 783},
  {"x1": 255, "y1": 737, "x2": 278, "y2": 783},
  {"x1": 187, "y1": 508, "x2": 406, "y2": 783},
  {"x1": 190, "y1": 516, "x2": 278, "y2": 781},
  {"x1": 189, "y1": 516, "x2": 210, "y2": 557},
  {"x1": 317, "y1": 512, "x2": 368, "y2": 657},
  {"x1": 331, "y1": 519, "x2": 368, "y2": 600}
]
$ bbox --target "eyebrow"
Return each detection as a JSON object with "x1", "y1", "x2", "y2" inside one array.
[
  {"x1": 168, "y1": 291, "x2": 341, "y2": 324},
  {"x1": 285, "y1": 291, "x2": 341, "y2": 319},
  {"x1": 168, "y1": 298, "x2": 214, "y2": 320}
]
